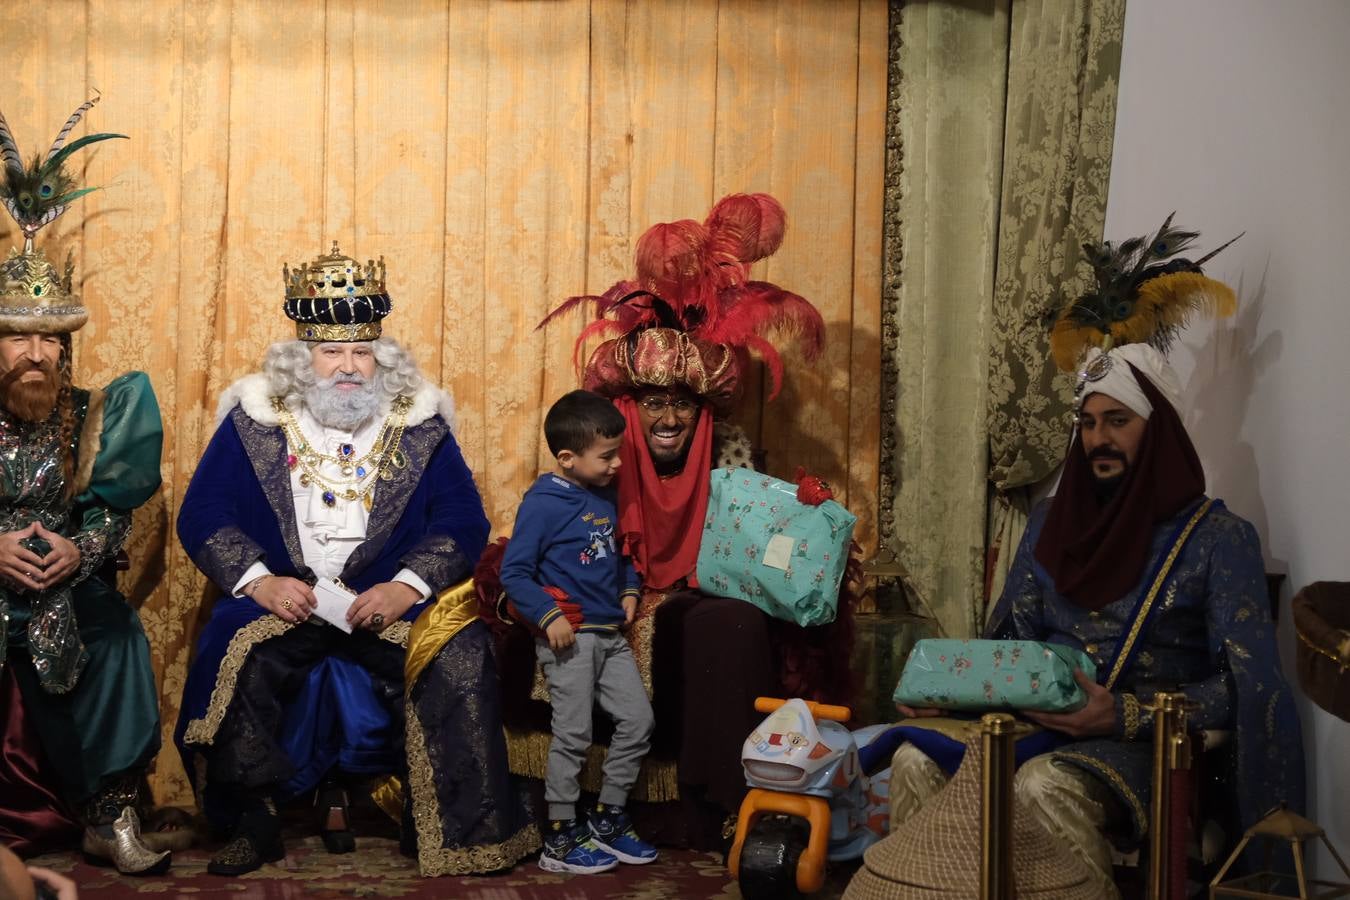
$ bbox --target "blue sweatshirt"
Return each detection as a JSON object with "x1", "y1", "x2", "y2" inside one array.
[{"x1": 499, "y1": 473, "x2": 640, "y2": 632}]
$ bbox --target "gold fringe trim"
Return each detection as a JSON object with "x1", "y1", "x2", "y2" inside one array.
[
  {"x1": 1121, "y1": 693, "x2": 1141, "y2": 741},
  {"x1": 406, "y1": 689, "x2": 539, "y2": 875},
  {"x1": 1105, "y1": 499, "x2": 1214, "y2": 690},
  {"x1": 1052, "y1": 751, "x2": 1148, "y2": 835},
  {"x1": 503, "y1": 726, "x2": 681, "y2": 802},
  {"x1": 182, "y1": 615, "x2": 294, "y2": 746}
]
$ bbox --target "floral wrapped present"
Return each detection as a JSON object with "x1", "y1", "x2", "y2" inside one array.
[
  {"x1": 696, "y1": 467, "x2": 857, "y2": 627},
  {"x1": 892, "y1": 639, "x2": 1096, "y2": 713}
]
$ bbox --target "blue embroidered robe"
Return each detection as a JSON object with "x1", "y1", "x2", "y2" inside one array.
[
  {"x1": 987, "y1": 496, "x2": 1306, "y2": 842},
  {"x1": 174, "y1": 395, "x2": 538, "y2": 873}
]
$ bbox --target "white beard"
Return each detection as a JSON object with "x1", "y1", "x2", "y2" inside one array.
[{"x1": 304, "y1": 375, "x2": 381, "y2": 431}]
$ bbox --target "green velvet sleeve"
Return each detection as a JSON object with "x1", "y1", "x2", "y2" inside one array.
[
  {"x1": 67, "y1": 371, "x2": 163, "y2": 585},
  {"x1": 75, "y1": 370, "x2": 164, "y2": 511}
]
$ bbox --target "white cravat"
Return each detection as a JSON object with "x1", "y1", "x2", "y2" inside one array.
[{"x1": 232, "y1": 407, "x2": 431, "y2": 600}]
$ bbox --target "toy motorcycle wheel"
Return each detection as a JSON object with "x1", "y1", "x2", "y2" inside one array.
[{"x1": 736, "y1": 813, "x2": 811, "y2": 900}]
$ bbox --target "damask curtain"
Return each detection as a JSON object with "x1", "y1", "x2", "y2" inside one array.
[
  {"x1": 0, "y1": 0, "x2": 886, "y2": 806},
  {"x1": 884, "y1": 0, "x2": 1124, "y2": 640}
]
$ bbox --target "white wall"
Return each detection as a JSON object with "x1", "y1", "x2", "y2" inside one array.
[{"x1": 1106, "y1": 0, "x2": 1350, "y2": 877}]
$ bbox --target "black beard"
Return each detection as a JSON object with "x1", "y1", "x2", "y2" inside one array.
[
  {"x1": 651, "y1": 442, "x2": 690, "y2": 477},
  {"x1": 1092, "y1": 471, "x2": 1127, "y2": 505}
]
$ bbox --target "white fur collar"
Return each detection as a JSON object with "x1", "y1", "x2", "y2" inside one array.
[{"x1": 216, "y1": 373, "x2": 456, "y2": 431}]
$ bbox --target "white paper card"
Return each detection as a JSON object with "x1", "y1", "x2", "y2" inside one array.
[
  {"x1": 762, "y1": 533, "x2": 796, "y2": 571},
  {"x1": 312, "y1": 577, "x2": 357, "y2": 633}
]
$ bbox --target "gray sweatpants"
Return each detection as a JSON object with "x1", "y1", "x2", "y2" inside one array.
[{"x1": 536, "y1": 631, "x2": 654, "y2": 822}]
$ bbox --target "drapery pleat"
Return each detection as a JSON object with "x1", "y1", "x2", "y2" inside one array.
[
  {"x1": 883, "y1": 0, "x2": 1123, "y2": 638},
  {"x1": 0, "y1": 0, "x2": 885, "y2": 806}
]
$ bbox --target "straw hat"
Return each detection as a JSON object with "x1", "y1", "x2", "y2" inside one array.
[{"x1": 843, "y1": 738, "x2": 1099, "y2": 899}]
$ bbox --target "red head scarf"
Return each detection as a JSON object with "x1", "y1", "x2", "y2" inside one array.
[
  {"x1": 1034, "y1": 364, "x2": 1206, "y2": 610},
  {"x1": 614, "y1": 395, "x2": 715, "y2": 590}
]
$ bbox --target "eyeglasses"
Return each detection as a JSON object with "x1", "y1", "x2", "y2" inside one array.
[{"x1": 638, "y1": 395, "x2": 700, "y2": 418}]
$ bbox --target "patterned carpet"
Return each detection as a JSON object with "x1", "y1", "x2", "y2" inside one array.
[{"x1": 28, "y1": 836, "x2": 857, "y2": 898}]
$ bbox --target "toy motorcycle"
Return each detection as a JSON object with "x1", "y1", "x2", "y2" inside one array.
[{"x1": 727, "y1": 697, "x2": 891, "y2": 898}]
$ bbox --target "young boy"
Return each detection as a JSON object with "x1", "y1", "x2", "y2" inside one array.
[{"x1": 500, "y1": 389, "x2": 658, "y2": 874}]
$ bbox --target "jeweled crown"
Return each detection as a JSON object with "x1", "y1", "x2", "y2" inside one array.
[
  {"x1": 282, "y1": 241, "x2": 392, "y2": 342},
  {"x1": 284, "y1": 241, "x2": 386, "y2": 300},
  {"x1": 0, "y1": 246, "x2": 87, "y2": 334}
]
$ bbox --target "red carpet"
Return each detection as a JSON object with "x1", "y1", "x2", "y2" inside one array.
[{"x1": 27, "y1": 836, "x2": 857, "y2": 898}]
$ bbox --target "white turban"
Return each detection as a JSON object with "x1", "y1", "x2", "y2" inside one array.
[{"x1": 1077, "y1": 343, "x2": 1182, "y2": 419}]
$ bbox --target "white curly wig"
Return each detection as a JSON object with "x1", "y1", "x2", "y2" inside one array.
[{"x1": 262, "y1": 338, "x2": 424, "y2": 412}]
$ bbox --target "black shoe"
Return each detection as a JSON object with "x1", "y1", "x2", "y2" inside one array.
[
  {"x1": 207, "y1": 808, "x2": 284, "y2": 876},
  {"x1": 316, "y1": 781, "x2": 356, "y2": 854}
]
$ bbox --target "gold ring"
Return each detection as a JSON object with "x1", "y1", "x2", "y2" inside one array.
[
  {"x1": 281, "y1": 598, "x2": 294, "y2": 611},
  {"x1": 370, "y1": 612, "x2": 385, "y2": 629}
]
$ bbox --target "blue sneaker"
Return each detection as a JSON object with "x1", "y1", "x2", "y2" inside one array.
[
  {"x1": 588, "y1": 804, "x2": 658, "y2": 865},
  {"x1": 539, "y1": 819, "x2": 619, "y2": 874}
]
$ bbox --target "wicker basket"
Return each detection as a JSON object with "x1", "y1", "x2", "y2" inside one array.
[
  {"x1": 843, "y1": 737, "x2": 1098, "y2": 899},
  {"x1": 1292, "y1": 581, "x2": 1350, "y2": 723}
]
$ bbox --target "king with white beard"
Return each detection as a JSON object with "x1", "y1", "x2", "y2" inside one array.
[{"x1": 175, "y1": 244, "x2": 537, "y2": 877}]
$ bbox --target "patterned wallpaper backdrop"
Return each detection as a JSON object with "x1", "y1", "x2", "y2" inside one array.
[{"x1": 0, "y1": 0, "x2": 886, "y2": 805}]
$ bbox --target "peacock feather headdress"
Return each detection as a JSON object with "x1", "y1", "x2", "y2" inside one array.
[
  {"x1": 0, "y1": 94, "x2": 126, "y2": 335},
  {"x1": 1046, "y1": 213, "x2": 1241, "y2": 374}
]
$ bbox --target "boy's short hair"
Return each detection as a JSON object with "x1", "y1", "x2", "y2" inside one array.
[{"x1": 544, "y1": 389, "x2": 626, "y2": 456}]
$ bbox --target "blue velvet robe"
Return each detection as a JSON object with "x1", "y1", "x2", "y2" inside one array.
[
  {"x1": 987, "y1": 496, "x2": 1306, "y2": 842},
  {"x1": 173, "y1": 399, "x2": 538, "y2": 873}
]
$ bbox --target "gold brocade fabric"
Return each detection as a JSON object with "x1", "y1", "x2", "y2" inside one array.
[
  {"x1": 884, "y1": 0, "x2": 1123, "y2": 638},
  {"x1": 986, "y1": 0, "x2": 1126, "y2": 495},
  {"x1": 0, "y1": 0, "x2": 886, "y2": 807}
]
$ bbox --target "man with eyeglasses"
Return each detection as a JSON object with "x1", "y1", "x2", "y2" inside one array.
[{"x1": 515, "y1": 194, "x2": 854, "y2": 850}]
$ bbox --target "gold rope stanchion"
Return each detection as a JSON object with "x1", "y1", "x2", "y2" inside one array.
[
  {"x1": 1149, "y1": 692, "x2": 1192, "y2": 899},
  {"x1": 981, "y1": 713, "x2": 1017, "y2": 900}
]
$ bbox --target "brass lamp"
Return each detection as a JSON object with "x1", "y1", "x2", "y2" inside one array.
[{"x1": 1209, "y1": 806, "x2": 1350, "y2": 899}]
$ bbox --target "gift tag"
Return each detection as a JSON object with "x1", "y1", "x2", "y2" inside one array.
[{"x1": 762, "y1": 533, "x2": 796, "y2": 571}]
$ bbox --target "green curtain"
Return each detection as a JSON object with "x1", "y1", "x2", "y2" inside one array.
[{"x1": 882, "y1": 0, "x2": 1124, "y2": 638}]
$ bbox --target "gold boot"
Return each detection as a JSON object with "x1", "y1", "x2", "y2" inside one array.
[{"x1": 82, "y1": 806, "x2": 172, "y2": 875}]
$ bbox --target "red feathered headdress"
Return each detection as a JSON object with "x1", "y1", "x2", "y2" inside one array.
[{"x1": 539, "y1": 193, "x2": 825, "y2": 403}]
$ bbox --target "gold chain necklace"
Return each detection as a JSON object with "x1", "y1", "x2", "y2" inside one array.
[{"x1": 272, "y1": 397, "x2": 412, "y2": 509}]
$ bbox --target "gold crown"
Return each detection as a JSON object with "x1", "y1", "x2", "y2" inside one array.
[
  {"x1": 284, "y1": 241, "x2": 386, "y2": 300},
  {"x1": 0, "y1": 247, "x2": 87, "y2": 334}
]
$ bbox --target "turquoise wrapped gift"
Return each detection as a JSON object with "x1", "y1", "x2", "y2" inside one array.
[
  {"x1": 695, "y1": 467, "x2": 857, "y2": 627},
  {"x1": 892, "y1": 639, "x2": 1096, "y2": 712}
]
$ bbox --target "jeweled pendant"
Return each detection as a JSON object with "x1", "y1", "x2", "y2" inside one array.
[
  {"x1": 343, "y1": 489, "x2": 358, "y2": 501},
  {"x1": 390, "y1": 449, "x2": 407, "y2": 469},
  {"x1": 379, "y1": 468, "x2": 393, "y2": 481},
  {"x1": 304, "y1": 454, "x2": 320, "y2": 467},
  {"x1": 340, "y1": 443, "x2": 354, "y2": 457},
  {"x1": 356, "y1": 466, "x2": 367, "y2": 477},
  {"x1": 341, "y1": 465, "x2": 355, "y2": 477},
  {"x1": 322, "y1": 491, "x2": 336, "y2": 507},
  {"x1": 286, "y1": 454, "x2": 298, "y2": 469},
  {"x1": 299, "y1": 473, "x2": 311, "y2": 487}
]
